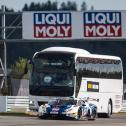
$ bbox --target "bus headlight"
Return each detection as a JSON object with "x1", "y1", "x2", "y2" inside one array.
[{"x1": 29, "y1": 100, "x2": 37, "y2": 111}]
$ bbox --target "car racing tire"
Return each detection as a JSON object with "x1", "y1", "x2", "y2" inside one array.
[
  {"x1": 88, "y1": 109, "x2": 97, "y2": 121},
  {"x1": 77, "y1": 107, "x2": 83, "y2": 120},
  {"x1": 38, "y1": 115, "x2": 47, "y2": 119}
]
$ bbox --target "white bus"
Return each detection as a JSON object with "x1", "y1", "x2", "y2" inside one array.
[{"x1": 29, "y1": 47, "x2": 123, "y2": 117}]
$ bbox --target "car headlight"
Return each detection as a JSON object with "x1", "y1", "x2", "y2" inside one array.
[
  {"x1": 64, "y1": 108, "x2": 72, "y2": 112},
  {"x1": 45, "y1": 104, "x2": 50, "y2": 108},
  {"x1": 42, "y1": 105, "x2": 47, "y2": 112},
  {"x1": 39, "y1": 105, "x2": 47, "y2": 113}
]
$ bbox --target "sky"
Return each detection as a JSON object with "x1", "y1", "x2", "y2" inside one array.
[{"x1": 0, "y1": 0, "x2": 126, "y2": 11}]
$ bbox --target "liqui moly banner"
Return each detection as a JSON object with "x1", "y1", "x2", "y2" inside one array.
[
  {"x1": 83, "y1": 12, "x2": 122, "y2": 37},
  {"x1": 22, "y1": 11, "x2": 126, "y2": 40},
  {"x1": 34, "y1": 13, "x2": 72, "y2": 38},
  {"x1": 23, "y1": 12, "x2": 73, "y2": 39}
]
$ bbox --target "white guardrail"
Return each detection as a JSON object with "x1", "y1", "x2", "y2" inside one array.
[
  {"x1": 0, "y1": 96, "x2": 29, "y2": 112},
  {"x1": 0, "y1": 96, "x2": 126, "y2": 113},
  {"x1": 6, "y1": 98, "x2": 126, "y2": 113},
  {"x1": 7, "y1": 96, "x2": 29, "y2": 112}
]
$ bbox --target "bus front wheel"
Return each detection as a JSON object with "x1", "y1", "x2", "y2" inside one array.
[
  {"x1": 106, "y1": 101, "x2": 112, "y2": 118},
  {"x1": 98, "y1": 101, "x2": 112, "y2": 118}
]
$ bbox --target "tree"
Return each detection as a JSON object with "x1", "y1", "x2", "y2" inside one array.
[
  {"x1": 59, "y1": 1, "x2": 77, "y2": 11},
  {"x1": 60, "y1": 2, "x2": 67, "y2": 10},
  {"x1": 5, "y1": 6, "x2": 14, "y2": 12},
  {"x1": 22, "y1": 3, "x2": 29, "y2": 11},
  {"x1": 10, "y1": 57, "x2": 28, "y2": 79},
  {"x1": 81, "y1": 1, "x2": 87, "y2": 11},
  {"x1": 51, "y1": 1, "x2": 58, "y2": 10},
  {"x1": 90, "y1": 5, "x2": 94, "y2": 10},
  {"x1": 35, "y1": 3, "x2": 41, "y2": 11},
  {"x1": 44, "y1": 0, "x2": 52, "y2": 10},
  {"x1": 22, "y1": 1, "x2": 58, "y2": 11},
  {"x1": 29, "y1": 2, "x2": 35, "y2": 11},
  {"x1": 67, "y1": 1, "x2": 77, "y2": 10}
]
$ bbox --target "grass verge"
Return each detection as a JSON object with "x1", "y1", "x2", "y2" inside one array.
[{"x1": 0, "y1": 112, "x2": 37, "y2": 117}]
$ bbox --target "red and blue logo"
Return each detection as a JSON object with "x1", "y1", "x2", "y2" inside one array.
[
  {"x1": 34, "y1": 13, "x2": 72, "y2": 38},
  {"x1": 83, "y1": 12, "x2": 122, "y2": 37}
]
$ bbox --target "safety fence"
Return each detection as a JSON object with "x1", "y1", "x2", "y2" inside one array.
[
  {"x1": 7, "y1": 96, "x2": 29, "y2": 112},
  {"x1": 0, "y1": 96, "x2": 126, "y2": 113},
  {"x1": 0, "y1": 96, "x2": 29, "y2": 112}
]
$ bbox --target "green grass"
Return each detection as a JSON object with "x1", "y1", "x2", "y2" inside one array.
[
  {"x1": 118, "y1": 112, "x2": 126, "y2": 115},
  {"x1": 0, "y1": 112, "x2": 35, "y2": 117}
]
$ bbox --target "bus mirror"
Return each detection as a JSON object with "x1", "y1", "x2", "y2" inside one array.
[
  {"x1": 24, "y1": 59, "x2": 32, "y2": 74},
  {"x1": 28, "y1": 59, "x2": 33, "y2": 64},
  {"x1": 24, "y1": 62, "x2": 28, "y2": 74}
]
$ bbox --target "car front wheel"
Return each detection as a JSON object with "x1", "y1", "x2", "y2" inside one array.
[{"x1": 77, "y1": 108, "x2": 83, "y2": 120}]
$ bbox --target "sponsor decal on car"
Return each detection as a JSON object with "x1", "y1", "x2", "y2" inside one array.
[{"x1": 50, "y1": 107, "x2": 59, "y2": 114}]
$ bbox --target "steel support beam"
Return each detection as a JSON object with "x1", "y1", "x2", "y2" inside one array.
[{"x1": 0, "y1": 5, "x2": 7, "y2": 94}]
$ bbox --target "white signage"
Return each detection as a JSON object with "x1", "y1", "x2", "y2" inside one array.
[
  {"x1": 22, "y1": 11, "x2": 126, "y2": 40},
  {"x1": 84, "y1": 12, "x2": 122, "y2": 37}
]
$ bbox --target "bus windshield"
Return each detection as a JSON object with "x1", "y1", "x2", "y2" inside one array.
[{"x1": 30, "y1": 52, "x2": 75, "y2": 97}]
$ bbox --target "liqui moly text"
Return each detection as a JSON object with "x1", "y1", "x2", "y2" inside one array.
[
  {"x1": 34, "y1": 13, "x2": 72, "y2": 38},
  {"x1": 84, "y1": 12, "x2": 122, "y2": 37}
]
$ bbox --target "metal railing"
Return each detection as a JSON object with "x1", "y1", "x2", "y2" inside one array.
[
  {"x1": 7, "y1": 96, "x2": 29, "y2": 112},
  {"x1": 0, "y1": 96, "x2": 29, "y2": 112}
]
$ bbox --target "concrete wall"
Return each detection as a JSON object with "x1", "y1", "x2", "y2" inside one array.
[
  {"x1": 0, "y1": 96, "x2": 7, "y2": 112},
  {"x1": 11, "y1": 78, "x2": 29, "y2": 96}
]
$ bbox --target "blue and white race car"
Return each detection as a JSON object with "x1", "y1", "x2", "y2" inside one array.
[{"x1": 38, "y1": 98, "x2": 97, "y2": 120}]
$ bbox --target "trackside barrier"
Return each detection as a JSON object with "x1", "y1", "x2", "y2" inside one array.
[
  {"x1": 0, "y1": 96, "x2": 7, "y2": 112},
  {"x1": 1, "y1": 97, "x2": 126, "y2": 113},
  {"x1": 120, "y1": 100, "x2": 126, "y2": 112},
  {"x1": 6, "y1": 99, "x2": 126, "y2": 113},
  {"x1": 7, "y1": 96, "x2": 29, "y2": 112}
]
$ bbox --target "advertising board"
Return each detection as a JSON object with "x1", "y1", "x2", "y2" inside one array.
[
  {"x1": 34, "y1": 13, "x2": 72, "y2": 38},
  {"x1": 84, "y1": 12, "x2": 122, "y2": 37},
  {"x1": 22, "y1": 11, "x2": 126, "y2": 40}
]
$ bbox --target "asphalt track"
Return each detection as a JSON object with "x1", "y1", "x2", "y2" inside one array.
[{"x1": 0, "y1": 114, "x2": 126, "y2": 126}]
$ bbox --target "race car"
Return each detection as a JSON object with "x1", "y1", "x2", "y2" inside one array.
[{"x1": 38, "y1": 98, "x2": 97, "y2": 120}]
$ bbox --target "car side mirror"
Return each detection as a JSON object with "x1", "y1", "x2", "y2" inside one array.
[{"x1": 82, "y1": 104, "x2": 86, "y2": 106}]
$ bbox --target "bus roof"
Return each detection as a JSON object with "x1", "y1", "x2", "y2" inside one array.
[
  {"x1": 38, "y1": 47, "x2": 121, "y2": 61},
  {"x1": 42, "y1": 47, "x2": 90, "y2": 54},
  {"x1": 78, "y1": 54, "x2": 121, "y2": 60}
]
